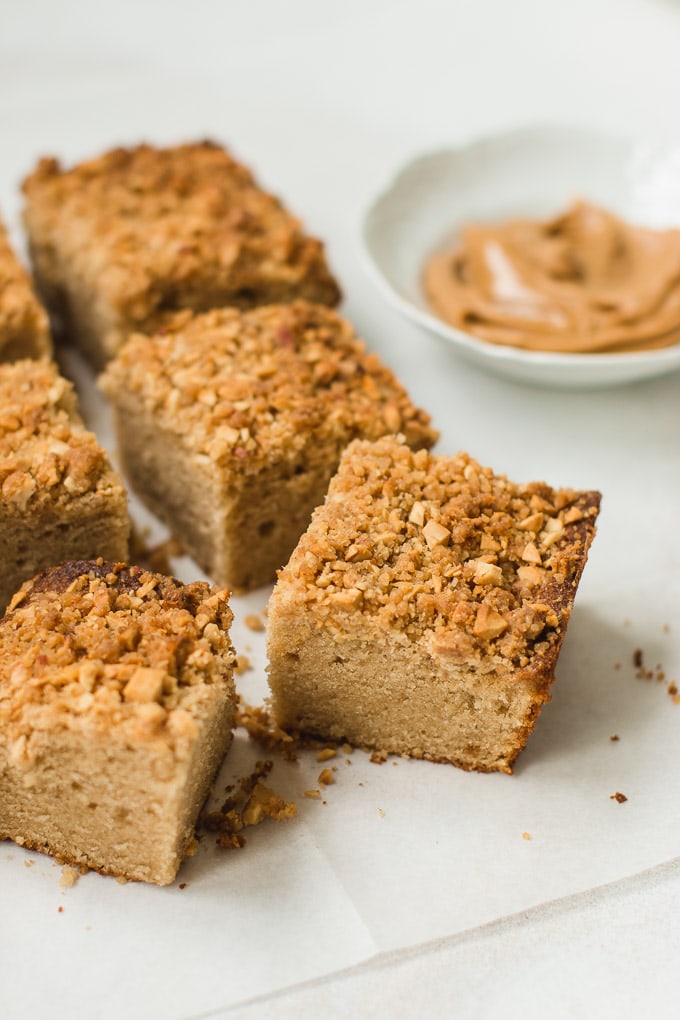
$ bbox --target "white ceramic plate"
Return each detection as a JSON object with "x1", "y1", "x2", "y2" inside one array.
[{"x1": 360, "y1": 125, "x2": 680, "y2": 388}]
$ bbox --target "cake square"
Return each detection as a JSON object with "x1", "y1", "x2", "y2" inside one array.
[
  {"x1": 0, "y1": 560, "x2": 236, "y2": 885},
  {"x1": 22, "y1": 140, "x2": 341, "y2": 367},
  {"x1": 0, "y1": 217, "x2": 51, "y2": 361},
  {"x1": 267, "y1": 436, "x2": 601, "y2": 773},
  {"x1": 99, "y1": 302, "x2": 437, "y2": 592},
  {"x1": 0, "y1": 359, "x2": 130, "y2": 611}
]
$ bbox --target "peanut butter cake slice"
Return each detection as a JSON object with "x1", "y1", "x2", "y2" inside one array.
[
  {"x1": 100, "y1": 302, "x2": 437, "y2": 591},
  {"x1": 22, "y1": 141, "x2": 341, "y2": 367},
  {"x1": 267, "y1": 437, "x2": 600, "y2": 773},
  {"x1": 0, "y1": 359, "x2": 129, "y2": 612},
  {"x1": 0, "y1": 217, "x2": 51, "y2": 361},
  {"x1": 0, "y1": 561, "x2": 236, "y2": 885}
]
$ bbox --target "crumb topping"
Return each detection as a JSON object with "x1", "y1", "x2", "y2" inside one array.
[
  {"x1": 0, "y1": 360, "x2": 124, "y2": 513},
  {"x1": 0, "y1": 561, "x2": 235, "y2": 758},
  {"x1": 0, "y1": 219, "x2": 50, "y2": 352},
  {"x1": 22, "y1": 141, "x2": 340, "y2": 329},
  {"x1": 100, "y1": 302, "x2": 437, "y2": 474},
  {"x1": 275, "y1": 437, "x2": 600, "y2": 669}
]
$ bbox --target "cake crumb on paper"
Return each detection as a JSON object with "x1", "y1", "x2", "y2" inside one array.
[
  {"x1": 244, "y1": 614, "x2": 265, "y2": 633},
  {"x1": 316, "y1": 747, "x2": 337, "y2": 762},
  {"x1": 234, "y1": 654, "x2": 252, "y2": 676},
  {"x1": 202, "y1": 759, "x2": 296, "y2": 850},
  {"x1": 522, "y1": 832, "x2": 531, "y2": 840},
  {"x1": 60, "y1": 865, "x2": 79, "y2": 889},
  {"x1": 610, "y1": 792, "x2": 628, "y2": 804}
]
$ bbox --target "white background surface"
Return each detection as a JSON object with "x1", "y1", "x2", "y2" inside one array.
[{"x1": 2, "y1": 2, "x2": 680, "y2": 1018}]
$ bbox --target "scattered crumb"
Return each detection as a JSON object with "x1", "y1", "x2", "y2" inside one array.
[
  {"x1": 236, "y1": 700, "x2": 299, "y2": 760},
  {"x1": 316, "y1": 748, "x2": 337, "y2": 763},
  {"x1": 78, "y1": 864, "x2": 90, "y2": 876},
  {"x1": 610, "y1": 734, "x2": 620, "y2": 742},
  {"x1": 178, "y1": 883, "x2": 187, "y2": 890},
  {"x1": 202, "y1": 760, "x2": 297, "y2": 850},
  {"x1": 58, "y1": 906, "x2": 63, "y2": 913},
  {"x1": 610, "y1": 792, "x2": 628, "y2": 804},
  {"x1": 673, "y1": 694, "x2": 680, "y2": 705},
  {"x1": 392, "y1": 760, "x2": 399, "y2": 766},
  {"x1": 236, "y1": 699, "x2": 353, "y2": 761},
  {"x1": 614, "y1": 662, "x2": 621, "y2": 670},
  {"x1": 234, "y1": 654, "x2": 252, "y2": 676},
  {"x1": 668, "y1": 682, "x2": 678, "y2": 696},
  {"x1": 184, "y1": 837, "x2": 199, "y2": 858},
  {"x1": 663, "y1": 623, "x2": 671, "y2": 633},
  {"x1": 130, "y1": 528, "x2": 184, "y2": 575},
  {"x1": 342, "y1": 743, "x2": 353, "y2": 755},
  {"x1": 116, "y1": 875, "x2": 129, "y2": 885},
  {"x1": 378, "y1": 808, "x2": 385, "y2": 818},
  {"x1": 633, "y1": 648, "x2": 656, "y2": 681},
  {"x1": 318, "y1": 768, "x2": 334, "y2": 786},
  {"x1": 24, "y1": 860, "x2": 33, "y2": 868},
  {"x1": 370, "y1": 750, "x2": 388, "y2": 764},
  {"x1": 84, "y1": 925, "x2": 92, "y2": 931},
  {"x1": 60, "y1": 865, "x2": 79, "y2": 889},
  {"x1": 244, "y1": 614, "x2": 265, "y2": 633},
  {"x1": 522, "y1": 832, "x2": 531, "y2": 841},
  {"x1": 304, "y1": 789, "x2": 321, "y2": 799},
  {"x1": 345, "y1": 759, "x2": 352, "y2": 765}
]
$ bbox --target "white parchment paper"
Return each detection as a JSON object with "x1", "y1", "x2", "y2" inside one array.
[{"x1": 1, "y1": 29, "x2": 679, "y2": 1019}]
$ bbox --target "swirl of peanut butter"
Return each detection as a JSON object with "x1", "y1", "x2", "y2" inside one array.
[{"x1": 423, "y1": 201, "x2": 680, "y2": 354}]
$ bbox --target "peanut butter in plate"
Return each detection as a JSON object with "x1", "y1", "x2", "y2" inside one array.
[{"x1": 423, "y1": 201, "x2": 680, "y2": 354}]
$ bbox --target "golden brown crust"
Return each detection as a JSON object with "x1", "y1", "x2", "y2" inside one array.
[
  {"x1": 1, "y1": 560, "x2": 235, "y2": 758},
  {"x1": 22, "y1": 141, "x2": 341, "y2": 341},
  {"x1": 0, "y1": 359, "x2": 125, "y2": 516},
  {"x1": 100, "y1": 301, "x2": 438, "y2": 476},
  {"x1": 273, "y1": 436, "x2": 600, "y2": 680},
  {"x1": 0, "y1": 218, "x2": 51, "y2": 360}
]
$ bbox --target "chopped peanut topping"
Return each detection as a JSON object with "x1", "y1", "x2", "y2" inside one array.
[
  {"x1": 472, "y1": 561, "x2": 503, "y2": 586},
  {"x1": 123, "y1": 667, "x2": 165, "y2": 704},
  {"x1": 521, "y1": 542, "x2": 542, "y2": 565},
  {"x1": 275, "y1": 437, "x2": 600, "y2": 667},
  {"x1": 100, "y1": 303, "x2": 437, "y2": 474},
  {"x1": 423, "y1": 520, "x2": 451, "y2": 549},
  {"x1": 474, "y1": 604, "x2": 509, "y2": 640},
  {"x1": 0, "y1": 562, "x2": 235, "y2": 756},
  {"x1": 518, "y1": 512, "x2": 544, "y2": 532},
  {"x1": 23, "y1": 142, "x2": 341, "y2": 349},
  {"x1": 0, "y1": 218, "x2": 50, "y2": 358},
  {"x1": 0, "y1": 360, "x2": 124, "y2": 514}
]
